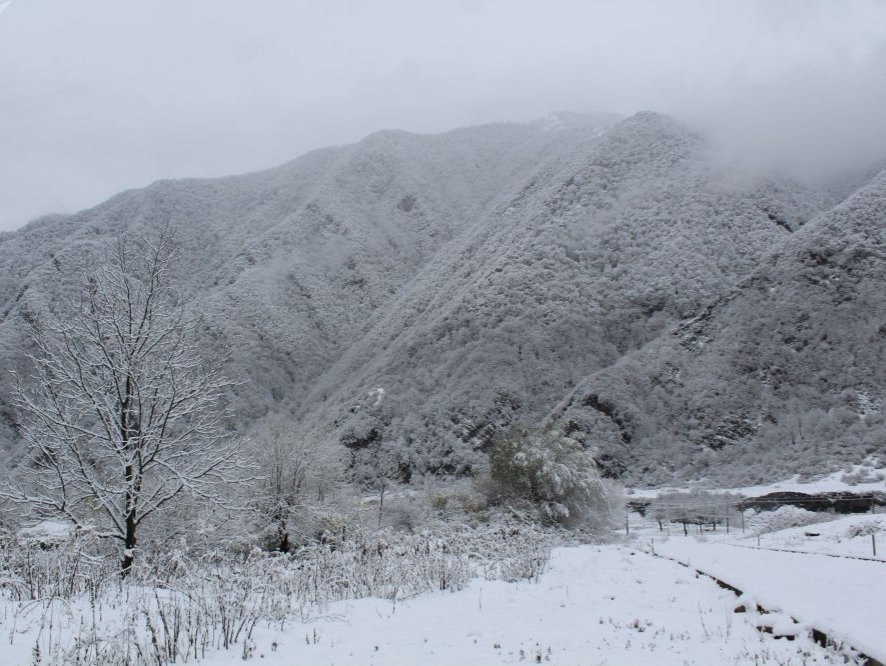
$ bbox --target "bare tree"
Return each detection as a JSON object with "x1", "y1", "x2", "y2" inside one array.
[
  {"x1": 249, "y1": 416, "x2": 345, "y2": 552},
  {"x1": 6, "y1": 232, "x2": 242, "y2": 575}
]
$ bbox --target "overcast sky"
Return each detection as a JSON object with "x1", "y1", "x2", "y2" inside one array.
[{"x1": 1, "y1": 0, "x2": 885, "y2": 231}]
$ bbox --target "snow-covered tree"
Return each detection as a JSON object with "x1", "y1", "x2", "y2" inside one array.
[
  {"x1": 488, "y1": 423, "x2": 612, "y2": 529},
  {"x1": 5, "y1": 232, "x2": 242, "y2": 575},
  {"x1": 248, "y1": 415, "x2": 345, "y2": 551}
]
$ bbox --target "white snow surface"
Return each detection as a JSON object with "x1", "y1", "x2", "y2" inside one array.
[
  {"x1": 0, "y1": 538, "x2": 868, "y2": 664},
  {"x1": 628, "y1": 459, "x2": 886, "y2": 498},
  {"x1": 194, "y1": 545, "x2": 849, "y2": 666},
  {"x1": 655, "y1": 537, "x2": 886, "y2": 663},
  {"x1": 16, "y1": 520, "x2": 74, "y2": 543},
  {"x1": 752, "y1": 513, "x2": 886, "y2": 559},
  {"x1": 724, "y1": 462, "x2": 886, "y2": 496}
]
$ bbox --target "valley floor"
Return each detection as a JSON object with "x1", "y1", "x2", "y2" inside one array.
[
  {"x1": 3, "y1": 515, "x2": 882, "y2": 664},
  {"x1": 653, "y1": 514, "x2": 886, "y2": 665},
  {"x1": 197, "y1": 543, "x2": 859, "y2": 666}
]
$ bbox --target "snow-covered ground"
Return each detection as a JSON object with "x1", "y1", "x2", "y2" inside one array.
[
  {"x1": 630, "y1": 506, "x2": 885, "y2": 561},
  {"x1": 628, "y1": 459, "x2": 886, "y2": 499},
  {"x1": 195, "y1": 545, "x2": 853, "y2": 666},
  {"x1": 654, "y1": 537, "x2": 885, "y2": 664},
  {"x1": 640, "y1": 509, "x2": 886, "y2": 662},
  {"x1": 628, "y1": 503, "x2": 885, "y2": 658},
  {"x1": 3, "y1": 514, "x2": 881, "y2": 664},
  {"x1": 743, "y1": 512, "x2": 884, "y2": 560}
]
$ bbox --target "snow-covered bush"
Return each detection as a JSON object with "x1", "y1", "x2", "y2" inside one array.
[
  {"x1": 245, "y1": 415, "x2": 348, "y2": 552},
  {"x1": 845, "y1": 519, "x2": 884, "y2": 538},
  {"x1": 0, "y1": 528, "x2": 114, "y2": 601},
  {"x1": 425, "y1": 477, "x2": 489, "y2": 517},
  {"x1": 840, "y1": 467, "x2": 885, "y2": 486},
  {"x1": 746, "y1": 505, "x2": 832, "y2": 535},
  {"x1": 0, "y1": 519, "x2": 557, "y2": 664},
  {"x1": 487, "y1": 424, "x2": 613, "y2": 529}
]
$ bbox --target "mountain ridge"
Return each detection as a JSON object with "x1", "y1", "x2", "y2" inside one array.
[
  {"x1": 555, "y1": 167, "x2": 886, "y2": 486},
  {"x1": 1, "y1": 111, "x2": 881, "y2": 487}
]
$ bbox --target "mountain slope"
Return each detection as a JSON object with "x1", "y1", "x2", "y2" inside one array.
[
  {"x1": 0, "y1": 115, "x2": 614, "y2": 455},
  {"x1": 555, "y1": 167, "x2": 886, "y2": 486},
  {"x1": 2, "y1": 111, "x2": 874, "y2": 487},
  {"x1": 293, "y1": 113, "x2": 830, "y2": 479}
]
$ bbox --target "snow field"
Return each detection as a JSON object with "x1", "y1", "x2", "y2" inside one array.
[
  {"x1": 627, "y1": 458, "x2": 886, "y2": 500},
  {"x1": 654, "y1": 537, "x2": 886, "y2": 664},
  {"x1": 201, "y1": 545, "x2": 858, "y2": 665},
  {"x1": 0, "y1": 518, "x2": 869, "y2": 665},
  {"x1": 738, "y1": 512, "x2": 885, "y2": 560},
  {"x1": 0, "y1": 525, "x2": 550, "y2": 665}
]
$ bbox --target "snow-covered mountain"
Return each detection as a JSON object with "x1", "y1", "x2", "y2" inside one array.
[
  {"x1": 555, "y1": 166, "x2": 886, "y2": 487},
  {"x1": 1, "y1": 112, "x2": 881, "y2": 485},
  {"x1": 0, "y1": 114, "x2": 614, "y2": 458}
]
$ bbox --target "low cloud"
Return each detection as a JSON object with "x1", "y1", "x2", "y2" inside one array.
[{"x1": 1, "y1": 0, "x2": 884, "y2": 229}]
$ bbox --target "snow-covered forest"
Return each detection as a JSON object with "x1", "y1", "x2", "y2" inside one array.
[{"x1": 1, "y1": 112, "x2": 882, "y2": 489}]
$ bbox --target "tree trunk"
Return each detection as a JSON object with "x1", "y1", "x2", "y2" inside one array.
[
  {"x1": 120, "y1": 375, "x2": 138, "y2": 577},
  {"x1": 121, "y1": 518, "x2": 137, "y2": 576},
  {"x1": 279, "y1": 529, "x2": 291, "y2": 554},
  {"x1": 122, "y1": 464, "x2": 137, "y2": 577}
]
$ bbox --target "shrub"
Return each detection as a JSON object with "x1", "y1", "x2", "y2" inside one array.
[
  {"x1": 0, "y1": 519, "x2": 557, "y2": 664},
  {"x1": 845, "y1": 519, "x2": 883, "y2": 538},
  {"x1": 747, "y1": 505, "x2": 831, "y2": 535},
  {"x1": 487, "y1": 423, "x2": 613, "y2": 529}
]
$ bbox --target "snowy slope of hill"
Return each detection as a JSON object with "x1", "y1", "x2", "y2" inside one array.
[
  {"x1": 0, "y1": 115, "x2": 614, "y2": 456},
  {"x1": 1, "y1": 111, "x2": 880, "y2": 487},
  {"x1": 555, "y1": 168, "x2": 886, "y2": 486},
  {"x1": 296, "y1": 113, "x2": 830, "y2": 478}
]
